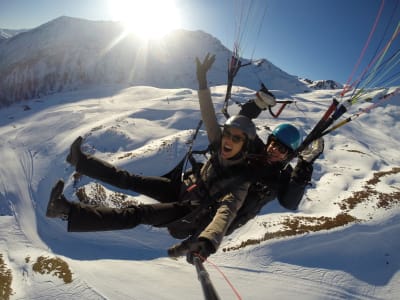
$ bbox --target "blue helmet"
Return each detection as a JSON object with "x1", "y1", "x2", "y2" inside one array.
[{"x1": 271, "y1": 123, "x2": 301, "y2": 151}]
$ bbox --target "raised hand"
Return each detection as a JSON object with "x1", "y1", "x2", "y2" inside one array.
[{"x1": 196, "y1": 53, "x2": 216, "y2": 89}]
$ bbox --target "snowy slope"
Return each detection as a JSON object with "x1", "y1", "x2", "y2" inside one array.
[{"x1": 0, "y1": 83, "x2": 399, "y2": 299}]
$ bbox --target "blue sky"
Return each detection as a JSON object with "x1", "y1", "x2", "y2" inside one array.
[{"x1": 1, "y1": 0, "x2": 399, "y2": 85}]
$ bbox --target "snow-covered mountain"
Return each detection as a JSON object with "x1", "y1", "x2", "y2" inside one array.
[
  {"x1": 299, "y1": 78, "x2": 343, "y2": 90},
  {"x1": 0, "y1": 16, "x2": 308, "y2": 107},
  {"x1": 0, "y1": 28, "x2": 26, "y2": 41}
]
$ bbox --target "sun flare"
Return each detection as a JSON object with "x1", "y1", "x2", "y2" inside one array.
[{"x1": 109, "y1": 0, "x2": 181, "y2": 39}]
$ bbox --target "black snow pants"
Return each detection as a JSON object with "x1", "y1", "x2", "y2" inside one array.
[
  {"x1": 67, "y1": 154, "x2": 195, "y2": 232},
  {"x1": 67, "y1": 200, "x2": 194, "y2": 232}
]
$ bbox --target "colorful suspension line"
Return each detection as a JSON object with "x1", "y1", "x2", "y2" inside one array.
[
  {"x1": 296, "y1": 98, "x2": 339, "y2": 153},
  {"x1": 289, "y1": 0, "x2": 399, "y2": 162},
  {"x1": 347, "y1": 22, "x2": 400, "y2": 103},
  {"x1": 355, "y1": 22, "x2": 400, "y2": 93},
  {"x1": 287, "y1": 1, "x2": 400, "y2": 164},
  {"x1": 367, "y1": 49, "x2": 400, "y2": 87},
  {"x1": 381, "y1": 68, "x2": 400, "y2": 87},
  {"x1": 292, "y1": 85, "x2": 399, "y2": 161},
  {"x1": 363, "y1": 0, "x2": 400, "y2": 85},
  {"x1": 320, "y1": 87, "x2": 400, "y2": 137},
  {"x1": 341, "y1": 0, "x2": 386, "y2": 97}
]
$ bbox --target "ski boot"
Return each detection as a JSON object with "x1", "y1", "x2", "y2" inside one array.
[{"x1": 46, "y1": 179, "x2": 71, "y2": 219}]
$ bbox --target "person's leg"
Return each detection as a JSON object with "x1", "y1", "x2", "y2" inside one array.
[
  {"x1": 67, "y1": 201, "x2": 192, "y2": 232},
  {"x1": 67, "y1": 203, "x2": 140, "y2": 232},
  {"x1": 67, "y1": 137, "x2": 182, "y2": 202},
  {"x1": 76, "y1": 155, "x2": 180, "y2": 203}
]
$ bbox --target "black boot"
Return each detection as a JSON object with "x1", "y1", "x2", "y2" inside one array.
[
  {"x1": 46, "y1": 180, "x2": 71, "y2": 219},
  {"x1": 66, "y1": 136, "x2": 84, "y2": 167}
]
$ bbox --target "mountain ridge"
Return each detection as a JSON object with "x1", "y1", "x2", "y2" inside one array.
[{"x1": 0, "y1": 16, "x2": 314, "y2": 107}]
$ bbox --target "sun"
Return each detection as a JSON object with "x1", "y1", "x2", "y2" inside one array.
[{"x1": 108, "y1": 0, "x2": 181, "y2": 39}]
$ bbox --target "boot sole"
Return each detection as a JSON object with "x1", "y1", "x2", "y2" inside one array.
[
  {"x1": 46, "y1": 180, "x2": 65, "y2": 217},
  {"x1": 66, "y1": 136, "x2": 83, "y2": 165}
]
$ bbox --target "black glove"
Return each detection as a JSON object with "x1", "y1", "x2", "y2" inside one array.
[
  {"x1": 239, "y1": 100, "x2": 262, "y2": 119},
  {"x1": 66, "y1": 136, "x2": 85, "y2": 167},
  {"x1": 292, "y1": 159, "x2": 313, "y2": 185},
  {"x1": 167, "y1": 239, "x2": 191, "y2": 258},
  {"x1": 186, "y1": 238, "x2": 215, "y2": 264},
  {"x1": 196, "y1": 53, "x2": 215, "y2": 89},
  {"x1": 167, "y1": 238, "x2": 215, "y2": 264}
]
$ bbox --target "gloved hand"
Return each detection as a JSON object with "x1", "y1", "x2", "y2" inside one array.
[
  {"x1": 66, "y1": 136, "x2": 85, "y2": 167},
  {"x1": 299, "y1": 137, "x2": 324, "y2": 163},
  {"x1": 186, "y1": 238, "x2": 215, "y2": 264},
  {"x1": 239, "y1": 100, "x2": 262, "y2": 119},
  {"x1": 254, "y1": 90, "x2": 276, "y2": 110},
  {"x1": 167, "y1": 239, "x2": 191, "y2": 258},
  {"x1": 292, "y1": 159, "x2": 313, "y2": 185},
  {"x1": 196, "y1": 53, "x2": 216, "y2": 89},
  {"x1": 167, "y1": 237, "x2": 215, "y2": 264}
]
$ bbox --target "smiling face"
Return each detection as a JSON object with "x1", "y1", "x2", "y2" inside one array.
[
  {"x1": 263, "y1": 137, "x2": 290, "y2": 163},
  {"x1": 220, "y1": 127, "x2": 247, "y2": 160}
]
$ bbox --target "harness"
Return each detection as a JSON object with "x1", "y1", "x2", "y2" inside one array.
[{"x1": 166, "y1": 150, "x2": 252, "y2": 239}]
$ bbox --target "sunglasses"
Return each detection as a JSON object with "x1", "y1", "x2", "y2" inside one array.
[
  {"x1": 222, "y1": 129, "x2": 246, "y2": 144},
  {"x1": 269, "y1": 138, "x2": 289, "y2": 154}
]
